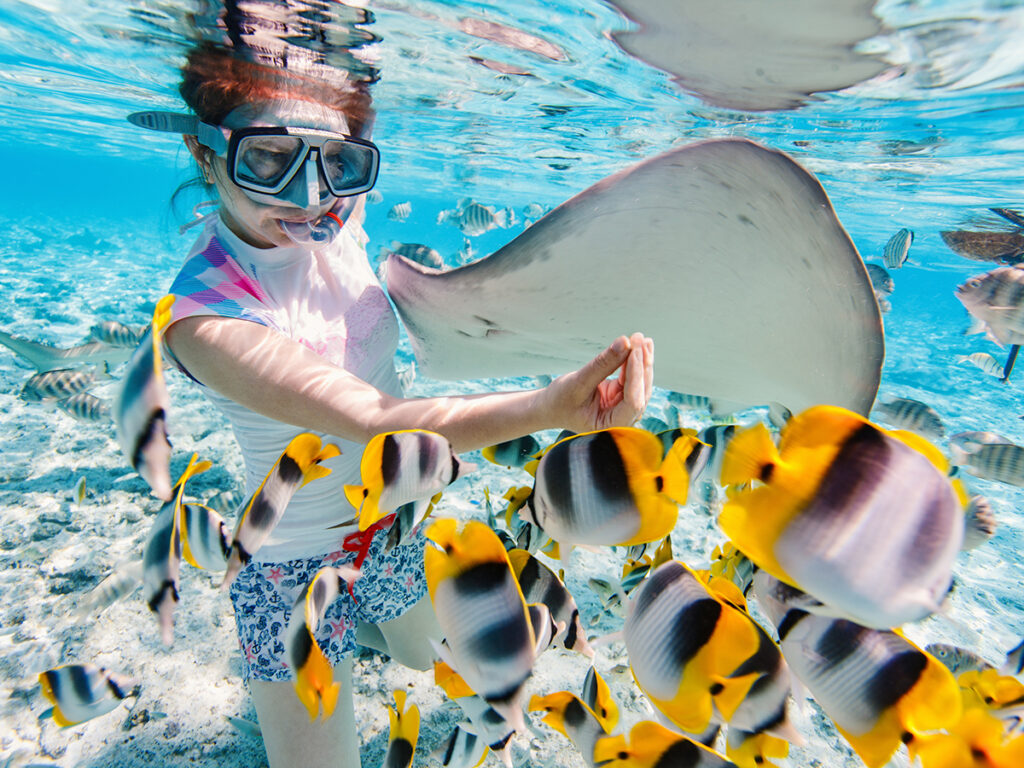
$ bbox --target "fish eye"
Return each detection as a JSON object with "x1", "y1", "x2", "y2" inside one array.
[{"x1": 967, "y1": 278, "x2": 982, "y2": 289}]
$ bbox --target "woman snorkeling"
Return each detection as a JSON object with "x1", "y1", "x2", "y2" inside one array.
[{"x1": 130, "y1": 39, "x2": 653, "y2": 768}]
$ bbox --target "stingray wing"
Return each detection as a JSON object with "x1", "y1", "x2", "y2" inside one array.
[{"x1": 386, "y1": 139, "x2": 883, "y2": 417}]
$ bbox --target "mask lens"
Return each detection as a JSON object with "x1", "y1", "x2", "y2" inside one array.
[
  {"x1": 234, "y1": 135, "x2": 306, "y2": 190},
  {"x1": 322, "y1": 140, "x2": 377, "y2": 195}
]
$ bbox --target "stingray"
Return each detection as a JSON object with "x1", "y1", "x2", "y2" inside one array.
[
  {"x1": 607, "y1": 0, "x2": 886, "y2": 111},
  {"x1": 385, "y1": 138, "x2": 883, "y2": 417}
]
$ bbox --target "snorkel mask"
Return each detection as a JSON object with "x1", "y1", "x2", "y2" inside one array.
[{"x1": 128, "y1": 110, "x2": 380, "y2": 247}]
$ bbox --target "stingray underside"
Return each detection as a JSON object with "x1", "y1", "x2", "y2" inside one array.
[{"x1": 385, "y1": 138, "x2": 883, "y2": 416}]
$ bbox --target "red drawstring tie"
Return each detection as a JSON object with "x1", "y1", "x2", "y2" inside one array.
[{"x1": 339, "y1": 513, "x2": 396, "y2": 599}]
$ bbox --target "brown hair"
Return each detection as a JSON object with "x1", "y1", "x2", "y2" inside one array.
[{"x1": 179, "y1": 42, "x2": 374, "y2": 135}]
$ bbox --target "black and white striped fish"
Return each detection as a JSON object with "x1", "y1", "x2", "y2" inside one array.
[
  {"x1": 871, "y1": 396, "x2": 945, "y2": 439},
  {"x1": 284, "y1": 565, "x2": 361, "y2": 721},
  {"x1": 38, "y1": 664, "x2": 138, "y2": 727},
  {"x1": 381, "y1": 241, "x2": 443, "y2": 269},
  {"x1": 438, "y1": 198, "x2": 511, "y2": 237},
  {"x1": 956, "y1": 352, "x2": 1003, "y2": 377},
  {"x1": 113, "y1": 295, "x2": 175, "y2": 500},
  {"x1": 180, "y1": 503, "x2": 232, "y2": 571},
  {"x1": 223, "y1": 433, "x2": 339, "y2": 588},
  {"x1": 753, "y1": 571, "x2": 961, "y2": 768},
  {"x1": 56, "y1": 391, "x2": 110, "y2": 422},
  {"x1": 387, "y1": 201, "x2": 411, "y2": 221},
  {"x1": 883, "y1": 228, "x2": 914, "y2": 269},
  {"x1": 949, "y1": 430, "x2": 1012, "y2": 454},
  {"x1": 21, "y1": 368, "x2": 96, "y2": 402},
  {"x1": 425, "y1": 519, "x2": 536, "y2": 734},
  {"x1": 952, "y1": 440, "x2": 1024, "y2": 487},
  {"x1": 89, "y1": 320, "x2": 146, "y2": 348},
  {"x1": 508, "y1": 548, "x2": 592, "y2": 657}
]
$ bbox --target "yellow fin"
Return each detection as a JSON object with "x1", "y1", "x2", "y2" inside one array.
[
  {"x1": 718, "y1": 491, "x2": 796, "y2": 586},
  {"x1": 721, "y1": 423, "x2": 778, "y2": 487},
  {"x1": 388, "y1": 689, "x2": 420, "y2": 753},
  {"x1": 651, "y1": 535, "x2": 673, "y2": 568},
  {"x1": 726, "y1": 731, "x2": 790, "y2": 768},
  {"x1": 482, "y1": 445, "x2": 497, "y2": 464},
  {"x1": 507, "y1": 548, "x2": 530, "y2": 577},
  {"x1": 523, "y1": 458, "x2": 540, "y2": 477},
  {"x1": 528, "y1": 691, "x2": 577, "y2": 737},
  {"x1": 711, "y1": 670, "x2": 760, "y2": 722},
  {"x1": 898, "y1": 654, "x2": 963, "y2": 733},
  {"x1": 434, "y1": 660, "x2": 475, "y2": 699},
  {"x1": 302, "y1": 463, "x2": 333, "y2": 487},
  {"x1": 704, "y1": 574, "x2": 748, "y2": 611},
  {"x1": 658, "y1": 434, "x2": 700, "y2": 505},
  {"x1": 344, "y1": 483, "x2": 367, "y2": 512}
]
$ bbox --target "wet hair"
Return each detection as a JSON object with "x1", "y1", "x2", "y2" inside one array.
[{"x1": 179, "y1": 42, "x2": 374, "y2": 134}]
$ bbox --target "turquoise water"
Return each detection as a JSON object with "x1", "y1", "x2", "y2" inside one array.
[{"x1": 3, "y1": 1, "x2": 1024, "y2": 767}]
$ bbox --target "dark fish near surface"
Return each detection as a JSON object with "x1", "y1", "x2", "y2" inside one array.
[
  {"x1": 991, "y1": 207, "x2": 1024, "y2": 229},
  {"x1": 872, "y1": 397, "x2": 945, "y2": 439},
  {"x1": 883, "y1": 228, "x2": 914, "y2": 269},
  {"x1": 21, "y1": 368, "x2": 96, "y2": 402},
  {"x1": 941, "y1": 230, "x2": 1024, "y2": 263},
  {"x1": 957, "y1": 265, "x2": 1024, "y2": 346},
  {"x1": 56, "y1": 391, "x2": 110, "y2": 422}
]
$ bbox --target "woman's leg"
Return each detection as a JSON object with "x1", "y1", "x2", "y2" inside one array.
[
  {"x1": 249, "y1": 658, "x2": 360, "y2": 768},
  {"x1": 375, "y1": 594, "x2": 442, "y2": 671}
]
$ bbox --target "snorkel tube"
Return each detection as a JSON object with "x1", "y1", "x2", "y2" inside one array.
[{"x1": 278, "y1": 205, "x2": 346, "y2": 247}]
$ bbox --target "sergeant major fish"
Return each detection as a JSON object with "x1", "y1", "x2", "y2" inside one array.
[
  {"x1": 89, "y1": 320, "x2": 146, "y2": 348},
  {"x1": 865, "y1": 263, "x2": 895, "y2": 297},
  {"x1": 56, "y1": 391, "x2": 110, "y2": 422},
  {"x1": 344, "y1": 429, "x2": 476, "y2": 533},
  {"x1": 883, "y1": 228, "x2": 914, "y2": 269},
  {"x1": 387, "y1": 202, "x2": 411, "y2": 221},
  {"x1": 38, "y1": 664, "x2": 138, "y2": 727},
  {"x1": 380, "y1": 241, "x2": 443, "y2": 270},
  {"x1": 956, "y1": 352, "x2": 1004, "y2": 378},
  {"x1": 223, "y1": 433, "x2": 339, "y2": 588},
  {"x1": 438, "y1": 198, "x2": 512, "y2": 237},
  {"x1": 284, "y1": 564, "x2": 361, "y2": 721},
  {"x1": 957, "y1": 266, "x2": 1024, "y2": 347},
  {"x1": 951, "y1": 440, "x2": 1024, "y2": 487},
  {"x1": 21, "y1": 368, "x2": 97, "y2": 402},
  {"x1": 521, "y1": 427, "x2": 697, "y2": 554},
  {"x1": 872, "y1": 397, "x2": 945, "y2": 439},
  {"x1": 720, "y1": 405, "x2": 965, "y2": 629}
]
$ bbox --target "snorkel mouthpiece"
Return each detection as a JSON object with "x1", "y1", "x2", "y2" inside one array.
[{"x1": 279, "y1": 209, "x2": 344, "y2": 247}]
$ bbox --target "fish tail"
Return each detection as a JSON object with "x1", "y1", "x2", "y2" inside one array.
[
  {"x1": 720, "y1": 423, "x2": 779, "y2": 487},
  {"x1": 388, "y1": 690, "x2": 421, "y2": 751},
  {"x1": 726, "y1": 730, "x2": 791, "y2": 768},
  {"x1": 481, "y1": 445, "x2": 497, "y2": 464},
  {"x1": 658, "y1": 434, "x2": 700, "y2": 504},
  {"x1": 294, "y1": 675, "x2": 322, "y2": 722},
  {"x1": 320, "y1": 680, "x2": 341, "y2": 720},
  {"x1": 301, "y1": 463, "x2": 333, "y2": 488}
]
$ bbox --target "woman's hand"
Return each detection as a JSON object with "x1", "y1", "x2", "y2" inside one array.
[{"x1": 544, "y1": 331, "x2": 654, "y2": 434}]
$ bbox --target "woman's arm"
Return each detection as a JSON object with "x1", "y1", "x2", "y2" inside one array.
[{"x1": 165, "y1": 316, "x2": 653, "y2": 453}]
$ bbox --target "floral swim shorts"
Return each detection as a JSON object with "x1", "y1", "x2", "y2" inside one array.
[{"x1": 228, "y1": 522, "x2": 428, "y2": 683}]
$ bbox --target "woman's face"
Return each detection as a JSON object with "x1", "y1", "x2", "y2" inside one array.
[{"x1": 188, "y1": 99, "x2": 365, "y2": 248}]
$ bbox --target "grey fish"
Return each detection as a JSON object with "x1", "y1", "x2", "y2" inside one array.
[
  {"x1": 438, "y1": 199, "x2": 510, "y2": 237},
  {"x1": 205, "y1": 489, "x2": 244, "y2": 517},
  {"x1": 89, "y1": 320, "x2": 146, "y2": 348},
  {"x1": 225, "y1": 714, "x2": 262, "y2": 738},
  {"x1": 382, "y1": 241, "x2": 443, "y2": 269},
  {"x1": 666, "y1": 391, "x2": 711, "y2": 411},
  {"x1": 872, "y1": 396, "x2": 945, "y2": 438},
  {"x1": 77, "y1": 560, "x2": 144, "y2": 617},
  {"x1": 962, "y1": 495, "x2": 997, "y2": 550},
  {"x1": 941, "y1": 230, "x2": 1024, "y2": 264},
  {"x1": 954, "y1": 440, "x2": 1024, "y2": 487},
  {"x1": 366, "y1": 189, "x2": 383, "y2": 204},
  {"x1": 865, "y1": 263, "x2": 894, "y2": 296},
  {"x1": 956, "y1": 352, "x2": 1004, "y2": 377},
  {"x1": 0, "y1": 329, "x2": 133, "y2": 371},
  {"x1": 957, "y1": 266, "x2": 1024, "y2": 346},
  {"x1": 883, "y1": 228, "x2": 914, "y2": 269},
  {"x1": 949, "y1": 430, "x2": 1012, "y2": 454},
  {"x1": 21, "y1": 368, "x2": 96, "y2": 402},
  {"x1": 56, "y1": 391, "x2": 110, "y2": 422},
  {"x1": 387, "y1": 201, "x2": 411, "y2": 221},
  {"x1": 924, "y1": 643, "x2": 994, "y2": 676}
]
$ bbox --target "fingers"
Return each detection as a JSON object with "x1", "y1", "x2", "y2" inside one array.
[
  {"x1": 624, "y1": 334, "x2": 646, "y2": 417},
  {"x1": 578, "y1": 336, "x2": 631, "y2": 391}
]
